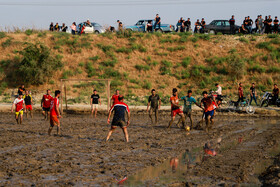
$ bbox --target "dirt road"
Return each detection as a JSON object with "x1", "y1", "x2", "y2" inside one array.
[{"x1": 0, "y1": 112, "x2": 279, "y2": 186}]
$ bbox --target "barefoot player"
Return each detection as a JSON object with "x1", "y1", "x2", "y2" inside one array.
[
  {"x1": 41, "y1": 89, "x2": 53, "y2": 120},
  {"x1": 23, "y1": 90, "x2": 33, "y2": 118},
  {"x1": 11, "y1": 93, "x2": 26, "y2": 124},
  {"x1": 147, "y1": 89, "x2": 161, "y2": 125},
  {"x1": 200, "y1": 91, "x2": 215, "y2": 132},
  {"x1": 91, "y1": 89, "x2": 101, "y2": 118},
  {"x1": 111, "y1": 89, "x2": 120, "y2": 107},
  {"x1": 167, "y1": 88, "x2": 189, "y2": 131},
  {"x1": 48, "y1": 90, "x2": 62, "y2": 136},
  {"x1": 106, "y1": 95, "x2": 130, "y2": 142}
]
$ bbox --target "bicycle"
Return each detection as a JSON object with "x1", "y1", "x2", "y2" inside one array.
[{"x1": 226, "y1": 98, "x2": 255, "y2": 114}]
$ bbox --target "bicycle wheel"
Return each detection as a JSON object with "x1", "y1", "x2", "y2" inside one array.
[
  {"x1": 226, "y1": 101, "x2": 236, "y2": 113},
  {"x1": 246, "y1": 105, "x2": 255, "y2": 114}
]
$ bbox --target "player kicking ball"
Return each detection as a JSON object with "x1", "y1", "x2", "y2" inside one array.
[
  {"x1": 11, "y1": 94, "x2": 26, "y2": 124},
  {"x1": 106, "y1": 95, "x2": 130, "y2": 142},
  {"x1": 48, "y1": 90, "x2": 62, "y2": 136}
]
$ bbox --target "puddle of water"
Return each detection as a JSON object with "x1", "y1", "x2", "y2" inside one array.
[{"x1": 123, "y1": 147, "x2": 207, "y2": 186}]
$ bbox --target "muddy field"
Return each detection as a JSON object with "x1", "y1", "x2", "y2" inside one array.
[{"x1": 0, "y1": 112, "x2": 279, "y2": 186}]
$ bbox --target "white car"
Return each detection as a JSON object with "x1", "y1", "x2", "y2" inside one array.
[{"x1": 78, "y1": 22, "x2": 105, "y2": 34}]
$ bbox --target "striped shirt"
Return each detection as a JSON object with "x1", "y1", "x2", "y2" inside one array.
[{"x1": 110, "y1": 102, "x2": 130, "y2": 122}]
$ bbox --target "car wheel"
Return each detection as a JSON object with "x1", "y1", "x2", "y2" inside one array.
[
  {"x1": 94, "y1": 30, "x2": 100, "y2": 34},
  {"x1": 209, "y1": 30, "x2": 215, "y2": 34}
]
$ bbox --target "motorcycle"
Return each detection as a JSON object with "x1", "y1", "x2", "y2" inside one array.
[{"x1": 260, "y1": 92, "x2": 280, "y2": 107}]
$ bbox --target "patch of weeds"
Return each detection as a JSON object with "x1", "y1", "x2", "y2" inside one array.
[
  {"x1": 267, "y1": 34, "x2": 279, "y2": 38},
  {"x1": 61, "y1": 70, "x2": 74, "y2": 79},
  {"x1": 130, "y1": 79, "x2": 140, "y2": 84},
  {"x1": 49, "y1": 80, "x2": 55, "y2": 84},
  {"x1": 89, "y1": 55, "x2": 100, "y2": 62},
  {"x1": 248, "y1": 64, "x2": 266, "y2": 73},
  {"x1": 191, "y1": 37, "x2": 198, "y2": 43},
  {"x1": 262, "y1": 55, "x2": 268, "y2": 61},
  {"x1": 1, "y1": 38, "x2": 12, "y2": 48},
  {"x1": 181, "y1": 70, "x2": 190, "y2": 79},
  {"x1": 196, "y1": 34, "x2": 210, "y2": 41},
  {"x1": 76, "y1": 68, "x2": 83, "y2": 74},
  {"x1": 227, "y1": 54, "x2": 245, "y2": 79},
  {"x1": 182, "y1": 57, "x2": 191, "y2": 67},
  {"x1": 266, "y1": 66, "x2": 280, "y2": 73},
  {"x1": 78, "y1": 62, "x2": 84, "y2": 67},
  {"x1": 86, "y1": 62, "x2": 96, "y2": 77},
  {"x1": 256, "y1": 42, "x2": 274, "y2": 51},
  {"x1": 116, "y1": 47, "x2": 132, "y2": 54},
  {"x1": 37, "y1": 31, "x2": 47, "y2": 37},
  {"x1": 96, "y1": 43, "x2": 115, "y2": 53},
  {"x1": 0, "y1": 32, "x2": 6, "y2": 39},
  {"x1": 24, "y1": 29, "x2": 33, "y2": 36},
  {"x1": 130, "y1": 43, "x2": 147, "y2": 52},
  {"x1": 135, "y1": 64, "x2": 150, "y2": 71},
  {"x1": 229, "y1": 48, "x2": 237, "y2": 54},
  {"x1": 167, "y1": 46, "x2": 185, "y2": 52},
  {"x1": 111, "y1": 80, "x2": 124, "y2": 87},
  {"x1": 160, "y1": 60, "x2": 172, "y2": 75},
  {"x1": 142, "y1": 80, "x2": 152, "y2": 90},
  {"x1": 101, "y1": 68, "x2": 121, "y2": 78},
  {"x1": 239, "y1": 37, "x2": 249, "y2": 43},
  {"x1": 0, "y1": 82, "x2": 8, "y2": 95},
  {"x1": 101, "y1": 59, "x2": 118, "y2": 67}
]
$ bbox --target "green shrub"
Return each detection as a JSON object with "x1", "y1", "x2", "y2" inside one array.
[
  {"x1": 1, "y1": 38, "x2": 12, "y2": 48},
  {"x1": 239, "y1": 37, "x2": 249, "y2": 43},
  {"x1": 111, "y1": 80, "x2": 124, "y2": 87},
  {"x1": 167, "y1": 46, "x2": 185, "y2": 52},
  {"x1": 89, "y1": 56, "x2": 100, "y2": 61},
  {"x1": 227, "y1": 54, "x2": 245, "y2": 79},
  {"x1": 248, "y1": 64, "x2": 266, "y2": 73},
  {"x1": 116, "y1": 47, "x2": 132, "y2": 54},
  {"x1": 182, "y1": 57, "x2": 191, "y2": 67},
  {"x1": 267, "y1": 34, "x2": 279, "y2": 38},
  {"x1": 86, "y1": 62, "x2": 95, "y2": 77},
  {"x1": 270, "y1": 38, "x2": 280, "y2": 44},
  {"x1": 102, "y1": 68, "x2": 121, "y2": 78},
  {"x1": 191, "y1": 37, "x2": 198, "y2": 43},
  {"x1": 2, "y1": 43, "x2": 63, "y2": 86},
  {"x1": 96, "y1": 43, "x2": 115, "y2": 53},
  {"x1": 256, "y1": 42, "x2": 274, "y2": 51},
  {"x1": 266, "y1": 66, "x2": 280, "y2": 73},
  {"x1": 78, "y1": 62, "x2": 84, "y2": 67},
  {"x1": 135, "y1": 64, "x2": 150, "y2": 71},
  {"x1": 0, "y1": 82, "x2": 8, "y2": 95},
  {"x1": 130, "y1": 79, "x2": 140, "y2": 84},
  {"x1": 197, "y1": 34, "x2": 210, "y2": 40},
  {"x1": 24, "y1": 29, "x2": 33, "y2": 36},
  {"x1": 200, "y1": 80, "x2": 206, "y2": 89},
  {"x1": 161, "y1": 60, "x2": 172, "y2": 68},
  {"x1": 217, "y1": 66, "x2": 229, "y2": 75},
  {"x1": 142, "y1": 80, "x2": 152, "y2": 90},
  {"x1": 101, "y1": 59, "x2": 118, "y2": 67},
  {"x1": 61, "y1": 70, "x2": 74, "y2": 79},
  {"x1": 267, "y1": 77, "x2": 273, "y2": 85},
  {"x1": 229, "y1": 48, "x2": 237, "y2": 54},
  {"x1": 49, "y1": 80, "x2": 55, "y2": 84},
  {"x1": 0, "y1": 32, "x2": 6, "y2": 39},
  {"x1": 181, "y1": 70, "x2": 190, "y2": 79},
  {"x1": 37, "y1": 32, "x2": 47, "y2": 37}
]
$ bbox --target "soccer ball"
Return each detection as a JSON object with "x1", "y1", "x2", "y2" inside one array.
[{"x1": 186, "y1": 126, "x2": 190, "y2": 131}]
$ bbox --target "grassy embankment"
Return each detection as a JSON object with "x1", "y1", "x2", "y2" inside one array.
[{"x1": 0, "y1": 30, "x2": 280, "y2": 105}]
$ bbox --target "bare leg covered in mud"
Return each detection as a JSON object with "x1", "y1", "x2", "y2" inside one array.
[
  {"x1": 15, "y1": 113, "x2": 23, "y2": 124},
  {"x1": 149, "y1": 108, "x2": 158, "y2": 125},
  {"x1": 48, "y1": 122, "x2": 60, "y2": 136},
  {"x1": 106, "y1": 126, "x2": 129, "y2": 142},
  {"x1": 168, "y1": 113, "x2": 187, "y2": 130}
]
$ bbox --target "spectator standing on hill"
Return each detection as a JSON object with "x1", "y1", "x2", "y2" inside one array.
[
  {"x1": 185, "y1": 18, "x2": 191, "y2": 32},
  {"x1": 154, "y1": 14, "x2": 161, "y2": 30},
  {"x1": 264, "y1": 16, "x2": 268, "y2": 33},
  {"x1": 255, "y1": 15, "x2": 259, "y2": 32},
  {"x1": 61, "y1": 23, "x2": 67, "y2": 32},
  {"x1": 49, "y1": 22, "x2": 54, "y2": 31},
  {"x1": 229, "y1": 15, "x2": 235, "y2": 34},
  {"x1": 54, "y1": 23, "x2": 60, "y2": 31},
  {"x1": 267, "y1": 15, "x2": 273, "y2": 33},
  {"x1": 247, "y1": 16, "x2": 253, "y2": 34},
  {"x1": 70, "y1": 22, "x2": 76, "y2": 35},
  {"x1": 91, "y1": 89, "x2": 101, "y2": 118},
  {"x1": 23, "y1": 90, "x2": 33, "y2": 118},
  {"x1": 249, "y1": 83, "x2": 258, "y2": 106},
  {"x1": 147, "y1": 89, "x2": 161, "y2": 125},
  {"x1": 274, "y1": 16, "x2": 279, "y2": 33},
  {"x1": 201, "y1": 18, "x2": 206, "y2": 33},
  {"x1": 243, "y1": 17, "x2": 249, "y2": 32},
  {"x1": 258, "y1": 15, "x2": 264, "y2": 34},
  {"x1": 273, "y1": 84, "x2": 279, "y2": 104}
]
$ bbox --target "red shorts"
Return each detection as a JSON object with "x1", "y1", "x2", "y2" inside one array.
[
  {"x1": 171, "y1": 109, "x2": 183, "y2": 117},
  {"x1": 26, "y1": 105, "x2": 32, "y2": 110},
  {"x1": 50, "y1": 115, "x2": 59, "y2": 127}
]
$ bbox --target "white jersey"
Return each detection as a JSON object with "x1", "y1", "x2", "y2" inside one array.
[{"x1": 216, "y1": 86, "x2": 222, "y2": 95}]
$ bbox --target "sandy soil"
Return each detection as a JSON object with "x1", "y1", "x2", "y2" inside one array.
[{"x1": 0, "y1": 112, "x2": 279, "y2": 186}]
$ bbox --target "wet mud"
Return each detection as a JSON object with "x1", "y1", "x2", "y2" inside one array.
[{"x1": 0, "y1": 112, "x2": 279, "y2": 186}]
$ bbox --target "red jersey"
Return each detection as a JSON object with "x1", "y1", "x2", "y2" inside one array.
[
  {"x1": 201, "y1": 97, "x2": 214, "y2": 112},
  {"x1": 111, "y1": 94, "x2": 119, "y2": 105},
  {"x1": 42, "y1": 94, "x2": 53, "y2": 108},
  {"x1": 13, "y1": 98, "x2": 24, "y2": 112},
  {"x1": 238, "y1": 87, "x2": 243, "y2": 97},
  {"x1": 170, "y1": 95, "x2": 180, "y2": 110},
  {"x1": 50, "y1": 97, "x2": 59, "y2": 116}
]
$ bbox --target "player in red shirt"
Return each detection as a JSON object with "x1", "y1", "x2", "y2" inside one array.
[
  {"x1": 48, "y1": 90, "x2": 62, "y2": 136},
  {"x1": 111, "y1": 89, "x2": 120, "y2": 107},
  {"x1": 200, "y1": 91, "x2": 216, "y2": 132},
  {"x1": 41, "y1": 89, "x2": 53, "y2": 120},
  {"x1": 167, "y1": 88, "x2": 189, "y2": 131},
  {"x1": 11, "y1": 93, "x2": 26, "y2": 124}
]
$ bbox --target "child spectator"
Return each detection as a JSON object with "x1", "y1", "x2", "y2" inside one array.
[{"x1": 70, "y1": 22, "x2": 76, "y2": 35}]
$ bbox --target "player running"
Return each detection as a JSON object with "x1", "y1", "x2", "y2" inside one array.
[
  {"x1": 11, "y1": 93, "x2": 26, "y2": 124},
  {"x1": 147, "y1": 89, "x2": 161, "y2": 125},
  {"x1": 48, "y1": 90, "x2": 62, "y2": 136},
  {"x1": 23, "y1": 90, "x2": 33, "y2": 118},
  {"x1": 91, "y1": 89, "x2": 101, "y2": 118},
  {"x1": 200, "y1": 91, "x2": 216, "y2": 132},
  {"x1": 177, "y1": 90, "x2": 202, "y2": 129},
  {"x1": 111, "y1": 89, "x2": 120, "y2": 107},
  {"x1": 106, "y1": 95, "x2": 130, "y2": 142},
  {"x1": 167, "y1": 88, "x2": 189, "y2": 131},
  {"x1": 41, "y1": 89, "x2": 53, "y2": 120}
]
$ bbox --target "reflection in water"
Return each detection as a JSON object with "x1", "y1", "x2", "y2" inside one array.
[{"x1": 170, "y1": 157, "x2": 179, "y2": 173}]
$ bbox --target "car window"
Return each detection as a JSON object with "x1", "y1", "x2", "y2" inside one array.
[
  {"x1": 224, "y1": 21, "x2": 230, "y2": 26},
  {"x1": 215, "y1": 21, "x2": 222, "y2": 26},
  {"x1": 136, "y1": 21, "x2": 144, "y2": 25},
  {"x1": 92, "y1": 23, "x2": 101, "y2": 27}
]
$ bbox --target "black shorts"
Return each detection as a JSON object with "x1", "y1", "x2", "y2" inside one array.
[
  {"x1": 43, "y1": 107, "x2": 50, "y2": 112},
  {"x1": 217, "y1": 95, "x2": 223, "y2": 101},
  {"x1": 111, "y1": 120, "x2": 126, "y2": 128}
]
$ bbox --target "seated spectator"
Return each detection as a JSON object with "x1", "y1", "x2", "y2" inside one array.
[
  {"x1": 176, "y1": 17, "x2": 184, "y2": 32},
  {"x1": 185, "y1": 18, "x2": 191, "y2": 32},
  {"x1": 147, "y1": 20, "x2": 153, "y2": 32},
  {"x1": 61, "y1": 23, "x2": 68, "y2": 32},
  {"x1": 49, "y1": 22, "x2": 54, "y2": 31},
  {"x1": 81, "y1": 24, "x2": 86, "y2": 34},
  {"x1": 274, "y1": 16, "x2": 279, "y2": 33},
  {"x1": 70, "y1": 22, "x2": 76, "y2": 35},
  {"x1": 86, "y1": 19, "x2": 92, "y2": 26},
  {"x1": 117, "y1": 20, "x2": 123, "y2": 31},
  {"x1": 109, "y1": 26, "x2": 115, "y2": 32},
  {"x1": 239, "y1": 24, "x2": 248, "y2": 34},
  {"x1": 54, "y1": 23, "x2": 60, "y2": 31},
  {"x1": 194, "y1": 19, "x2": 201, "y2": 33}
]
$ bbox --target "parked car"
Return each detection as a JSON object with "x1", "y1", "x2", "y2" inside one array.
[
  {"x1": 204, "y1": 20, "x2": 240, "y2": 34},
  {"x1": 77, "y1": 22, "x2": 105, "y2": 34},
  {"x1": 125, "y1": 19, "x2": 175, "y2": 33}
]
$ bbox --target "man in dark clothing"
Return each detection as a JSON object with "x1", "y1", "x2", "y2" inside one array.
[
  {"x1": 264, "y1": 16, "x2": 268, "y2": 33},
  {"x1": 154, "y1": 14, "x2": 161, "y2": 30},
  {"x1": 273, "y1": 84, "x2": 279, "y2": 104},
  {"x1": 229, "y1": 15, "x2": 235, "y2": 34},
  {"x1": 23, "y1": 90, "x2": 33, "y2": 118},
  {"x1": 49, "y1": 22, "x2": 54, "y2": 31},
  {"x1": 249, "y1": 83, "x2": 258, "y2": 106},
  {"x1": 91, "y1": 89, "x2": 101, "y2": 118},
  {"x1": 194, "y1": 19, "x2": 201, "y2": 33},
  {"x1": 274, "y1": 17, "x2": 279, "y2": 33},
  {"x1": 18, "y1": 85, "x2": 25, "y2": 96},
  {"x1": 147, "y1": 89, "x2": 161, "y2": 125},
  {"x1": 267, "y1": 15, "x2": 273, "y2": 33},
  {"x1": 185, "y1": 18, "x2": 191, "y2": 32},
  {"x1": 106, "y1": 96, "x2": 130, "y2": 142},
  {"x1": 201, "y1": 18, "x2": 206, "y2": 33},
  {"x1": 247, "y1": 16, "x2": 253, "y2": 34}
]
